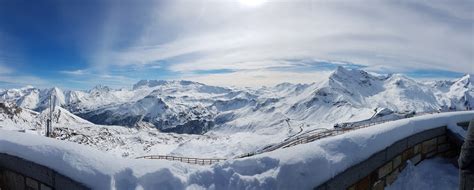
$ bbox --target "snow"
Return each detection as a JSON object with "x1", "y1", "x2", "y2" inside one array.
[
  {"x1": 1, "y1": 67, "x2": 472, "y2": 137},
  {"x1": 0, "y1": 129, "x2": 194, "y2": 189},
  {"x1": 0, "y1": 67, "x2": 472, "y2": 188},
  {"x1": 387, "y1": 158, "x2": 458, "y2": 190},
  {"x1": 0, "y1": 111, "x2": 472, "y2": 189},
  {"x1": 448, "y1": 123, "x2": 467, "y2": 139},
  {"x1": 1, "y1": 67, "x2": 473, "y2": 160}
]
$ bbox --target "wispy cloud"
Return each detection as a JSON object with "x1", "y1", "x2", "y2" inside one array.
[
  {"x1": 183, "y1": 69, "x2": 332, "y2": 88},
  {"x1": 95, "y1": 0, "x2": 473, "y2": 76},
  {"x1": 0, "y1": 0, "x2": 472, "y2": 89},
  {"x1": 59, "y1": 68, "x2": 137, "y2": 89},
  {"x1": 0, "y1": 64, "x2": 13, "y2": 74},
  {"x1": 60, "y1": 69, "x2": 88, "y2": 75},
  {"x1": 0, "y1": 70, "x2": 49, "y2": 88}
]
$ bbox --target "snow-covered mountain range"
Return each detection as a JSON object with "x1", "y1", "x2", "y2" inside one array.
[
  {"x1": 1, "y1": 66, "x2": 472, "y2": 135},
  {"x1": 0, "y1": 66, "x2": 472, "y2": 158}
]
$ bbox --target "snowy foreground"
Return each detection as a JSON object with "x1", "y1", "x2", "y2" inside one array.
[
  {"x1": 387, "y1": 158, "x2": 458, "y2": 190},
  {"x1": 0, "y1": 111, "x2": 472, "y2": 189}
]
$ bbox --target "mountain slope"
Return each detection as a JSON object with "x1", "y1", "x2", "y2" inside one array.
[{"x1": 1, "y1": 67, "x2": 472, "y2": 135}]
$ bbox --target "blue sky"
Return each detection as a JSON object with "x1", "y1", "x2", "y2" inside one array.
[{"x1": 0, "y1": 0, "x2": 472, "y2": 89}]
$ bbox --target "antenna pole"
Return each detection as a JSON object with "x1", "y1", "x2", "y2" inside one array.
[
  {"x1": 46, "y1": 93, "x2": 54, "y2": 137},
  {"x1": 50, "y1": 93, "x2": 53, "y2": 136},
  {"x1": 46, "y1": 95, "x2": 51, "y2": 137}
]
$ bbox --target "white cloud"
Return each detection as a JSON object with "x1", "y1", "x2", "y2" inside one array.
[
  {"x1": 0, "y1": 64, "x2": 13, "y2": 74},
  {"x1": 182, "y1": 69, "x2": 332, "y2": 87},
  {"x1": 58, "y1": 68, "x2": 138, "y2": 89},
  {"x1": 0, "y1": 75, "x2": 49, "y2": 88},
  {"x1": 60, "y1": 69, "x2": 87, "y2": 75},
  {"x1": 91, "y1": 0, "x2": 473, "y2": 77},
  {"x1": 3, "y1": 0, "x2": 470, "y2": 89}
]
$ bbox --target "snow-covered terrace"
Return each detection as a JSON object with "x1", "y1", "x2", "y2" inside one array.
[{"x1": 0, "y1": 111, "x2": 473, "y2": 189}]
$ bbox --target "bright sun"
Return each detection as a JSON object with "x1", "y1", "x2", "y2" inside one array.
[{"x1": 238, "y1": 0, "x2": 267, "y2": 7}]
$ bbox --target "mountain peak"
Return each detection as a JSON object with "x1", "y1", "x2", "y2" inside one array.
[
  {"x1": 460, "y1": 73, "x2": 472, "y2": 81},
  {"x1": 330, "y1": 66, "x2": 374, "y2": 81},
  {"x1": 333, "y1": 66, "x2": 349, "y2": 76},
  {"x1": 49, "y1": 87, "x2": 63, "y2": 95},
  {"x1": 90, "y1": 85, "x2": 111, "y2": 93},
  {"x1": 453, "y1": 73, "x2": 473, "y2": 88},
  {"x1": 133, "y1": 80, "x2": 168, "y2": 90}
]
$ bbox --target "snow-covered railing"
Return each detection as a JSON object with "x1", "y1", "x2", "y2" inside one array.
[
  {"x1": 135, "y1": 155, "x2": 226, "y2": 165},
  {"x1": 0, "y1": 112, "x2": 472, "y2": 189},
  {"x1": 254, "y1": 110, "x2": 462, "y2": 155},
  {"x1": 141, "y1": 110, "x2": 465, "y2": 162}
]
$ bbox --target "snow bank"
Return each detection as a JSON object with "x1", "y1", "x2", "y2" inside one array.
[
  {"x1": 0, "y1": 111, "x2": 472, "y2": 189},
  {"x1": 0, "y1": 129, "x2": 197, "y2": 189},
  {"x1": 387, "y1": 158, "x2": 458, "y2": 190},
  {"x1": 448, "y1": 123, "x2": 467, "y2": 139},
  {"x1": 188, "y1": 111, "x2": 473, "y2": 189}
]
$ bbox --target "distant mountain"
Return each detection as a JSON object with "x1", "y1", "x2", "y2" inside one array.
[
  {"x1": 1, "y1": 67, "x2": 472, "y2": 134},
  {"x1": 0, "y1": 102, "x2": 90, "y2": 131}
]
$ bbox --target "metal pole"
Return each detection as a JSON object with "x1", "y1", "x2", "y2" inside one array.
[
  {"x1": 45, "y1": 93, "x2": 54, "y2": 137},
  {"x1": 46, "y1": 95, "x2": 51, "y2": 137},
  {"x1": 50, "y1": 94, "x2": 53, "y2": 136}
]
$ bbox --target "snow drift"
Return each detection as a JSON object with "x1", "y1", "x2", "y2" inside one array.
[{"x1": 0, "y1": 111, "x2": 472, "y2": 189}]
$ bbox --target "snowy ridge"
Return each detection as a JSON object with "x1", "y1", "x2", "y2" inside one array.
[
  {"x1": 0, "y1": 103, "x2": 90, "y2": 131},
  {"x1": 1, "y1": 67, "x2": 472, "y2": 135}
]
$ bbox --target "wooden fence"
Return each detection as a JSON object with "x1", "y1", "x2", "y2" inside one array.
[
  {"x1": 135, "y1": 155, "x2": 226, "y2": 165},
  {"x1": 139, "y1": 110, "x2": 459, "y2": 162}
]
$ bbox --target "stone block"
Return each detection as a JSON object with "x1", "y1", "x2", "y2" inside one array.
[
  {"x1": 407, "y1": 127, "x2": 445, "y2": 147},
  {"x1": 372, "y1": 180, "x2": 384, "y2": 190},
  {"x1": 1, "y1": 170, "x2": 25, "y2": 190},
  {"x1": 414, "y1": 144, "x2": 421, "y2": 154},
  {"x1": 437, "y1": 143, "x2": 450, "y2": 153},
  {"x1": 426, "y1": 151, "x2": 436, "y2": 158},
  {"x1": 411, "y1": 154, "x2": 422, "y2": 165},
  {"x1": 437, "y1": 135, "x2": 447, "y2": 144},
  {"x1": 399, "y1": 161, "x2": 407, "y2": 171},
  {"x1": 355, "y1": 176, "x2": 370, "y2": 190},
  {"x1": 378, "y1": 162, "x2": 393, "y2": 179},
  {"x1": 26, "y1": 177, "x2": 39, "y2": 190},
  {"x1": 402, "y1": 148, "x2": 414, "y2": 162},
  {"x1": 350, "y1": 150, "x2": 387, "y2": 181},
  {"x1": 386, "y1": 139, "x2": 407, "y2": 160},
  {"x1": 0, "y1": 154, "x2": 88, "y2": 190},
  {"x1": 54, "y1": 173, "x2": 89, "y2": 190},
  {"x1": 386, "y1": 169, "x2": 400, "y2": 186},
  {"x1": 422, "y1": 138, "x2": 437, "y2": 154},
  {"x1": 393, "y1": 155, "x2": 402, "y2": 169},
  {"x1": 0, "y1": 154, "x2": 54, "y2": 186}
]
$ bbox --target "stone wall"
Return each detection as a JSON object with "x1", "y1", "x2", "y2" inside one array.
[
  {"x1": 0, "y1": 153, "x2": 88, "y2": 190},
  {"x1": 315, "y1": 125, "x2": 463, "y2": 190}
]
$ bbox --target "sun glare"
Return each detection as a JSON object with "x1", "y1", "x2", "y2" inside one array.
[{"x1": 238, "y1": 0, "x2": 267, "y2": 7}]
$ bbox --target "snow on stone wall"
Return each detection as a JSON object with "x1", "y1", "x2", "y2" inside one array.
[{"x1": 0, "y1": 111, "x2": 472, "y2": 189}]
